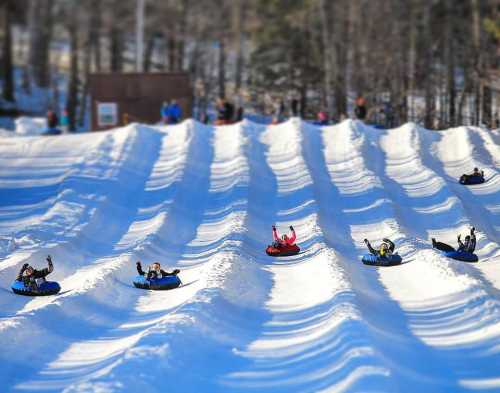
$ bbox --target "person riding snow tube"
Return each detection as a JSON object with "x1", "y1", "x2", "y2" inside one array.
[
  {"x1": 11, "y1": 255, "x2": 61, "y2": 296},
  {"x1": 432, "y1": 227, "x2": 478, "y2": 262},
  {"x1": 362, "y1": 238, "x2": 402, "y2": 266},
  {"x1": 459, "y1": 168, "x2": 485, "y2": 185},
  {"x1": 133, "y1": 261, "x2": 181, "y2": 290},
  {"x1": 266, "y1": 225, "x2": 300, "y2": 257}
]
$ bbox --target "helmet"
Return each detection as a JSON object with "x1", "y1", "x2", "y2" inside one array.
[{"x1": 474, "y1": 167, "x2": 479, "y2": 172}]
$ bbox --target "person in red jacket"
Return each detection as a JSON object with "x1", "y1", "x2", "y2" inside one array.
[{"x1": 272, "y1": 225, "x2": 297, "y2": 248}]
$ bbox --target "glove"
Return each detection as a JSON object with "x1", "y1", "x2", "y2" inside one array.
[
  {"x1": 289, "y1": 226, "x2": 294, "y2": 231},
  {"x1": 457, "y1": 234, "x2": 461, "y2": 241},
  {"x1": 364, "y1": 239, "x2": 368, "y2": 244},
  {"x1": 136, "y1": 261, "x2": 141, "y2": 266},
  {"x1": 46, "y1": 255, "x2": 52, "y2": 263},
  {"x1": 382, "y1": 238, "x2": 390, "y2": 243},
  {"x1": 272, "y1": 225, "x2": 276, "y2": 230},
  {"x1": 173, "y1": 269, "x2": 180, "y2": 275},
  {"x1": 471, "y1": 227, "x2": 475, "y2": 234}
]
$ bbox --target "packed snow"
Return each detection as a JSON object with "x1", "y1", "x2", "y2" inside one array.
[{"x1": 0, "y1": 119, "x2": 499, "y2": 392}]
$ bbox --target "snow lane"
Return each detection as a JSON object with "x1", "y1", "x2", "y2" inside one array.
[
  {"x1": 223, "y1": 120, "x2": 392, "y2": 393},
  {"x1": 302, "y1": 120, "x2": 467, "y2": 391},
  {"x1": 19, "y1": 122, "x2": 269, "y2": 392},
  {"x1": 374, "y1": 124, "x2": 500, "y2": 387},
  {"x1": 0, "y1": 124, "x2": 170, "y2": 389},
  {"x1": 0, "y1": 132, "x2": 109, "y2": 262},
  {"x1": 419, "y1": 126, "x2": 500, "y2": 289},
  {"x1": 424, "y1": 126, "x2": 499, "y2": 243},
  {"x1": 0, "y1": 127, "x2": 154, "y2": 318},
  {"x1": 0, "y1": 120, "x2": 499, "y2": 392}
]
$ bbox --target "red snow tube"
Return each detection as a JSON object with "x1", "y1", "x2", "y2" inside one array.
[{"x1": 266, "y1": 244, "x2": 300, "y2": 257}]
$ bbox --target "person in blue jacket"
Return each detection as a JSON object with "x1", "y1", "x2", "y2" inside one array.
[
  {"x1": 167, "y1": 100, "x2": 182, "y2": 124},
  {"x1": 432, "y1": 227, "x2": 476, "y2": 253}
]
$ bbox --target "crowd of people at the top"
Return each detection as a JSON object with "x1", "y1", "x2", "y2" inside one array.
[{"x1": 42, "y1": 92, "x2": 500, "y2": 133}]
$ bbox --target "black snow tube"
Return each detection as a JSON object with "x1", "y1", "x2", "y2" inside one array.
[
  {"x1": 133, "y1": 275, "x2": 181, "y2": 290},
  {"x1": 443, "y1": 250, "x2": 478, "y2": 263},
  {"x1": 459, "y1": 174, "x2": 485, "y2": 185},
  {"x1": 362, "y1": 254, "x2": 402, "y2": 266}
]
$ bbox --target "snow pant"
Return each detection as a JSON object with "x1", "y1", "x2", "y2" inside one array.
[{"x1": 432, "y1": 240, "x2": 455, "y2": 253}]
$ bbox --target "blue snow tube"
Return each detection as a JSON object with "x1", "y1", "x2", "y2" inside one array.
[
  {"x1": 443, "y1": 250, "x2": 478, "y2": 263},
  {"x1": 459, "y1": 175, "x2": 484, "y2": 185},
  {"x1": 133, "y1": 275, "x2": 181, "y2": 290},
  {"x1": 11, "y1": 280, "x2": 61, "y2": 296},
  {"x1": 362, "y1": 254, "x2": 402, "y2": 266}
]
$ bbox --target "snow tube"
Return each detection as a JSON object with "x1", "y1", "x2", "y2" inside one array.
[
  {"x1": 459, "y1": 175, "x2": 484, "y2": 185},
  {"x1": 11, "y1": 280, "x2": 61, "y2": 296},
  {"x1": 133, "y1": 275, "x2": 181, "y2": 290},
  {"x1": 266, "y1": 244, "x2": 300, "y2": 257},
  {"x1": 443, "y1": 250, "x2": 478, "y2": 263},
  {"x1": 362, "y1": 254, "x2": 402, "y2": 266}
]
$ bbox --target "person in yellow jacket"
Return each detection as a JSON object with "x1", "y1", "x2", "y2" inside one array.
[{"x1": 364, "y1": 238, "x2": 395, "y2": 258}]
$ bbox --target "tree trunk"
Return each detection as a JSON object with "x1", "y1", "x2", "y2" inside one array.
[
  {"x1": 176, "y1": 0, "x2": 190, "y2": 72},
  {"x1": 319, "y1": 0, "x2": 334, "y2": 116},
  {"x1": 234, "y1": 0, "x2": 246, "y2": 91},
  {"x1": 167, "y1": 34, "x2": 176, "y2": 71},
  {"x1": 110, "y1": 25, "x2": 123, "y2": 72},
  {"x1": 67, "y1": 17, "x2": 79, "y2": 131},
  {"x1": 143, "y1": 33, "x2": 156, "y2": 72},
  {"x1": 89, "y1": 0, "x2": 102, "y2": 72},
  {"x1": 218, "y1": 37, "x2": 226, "y2": 99},
  {"x1": 334, "y1": 1, "x2": 349, "y2": 117},
  {"x1": 2, "y1": 1, "x2": 15, "y2": 102},
  {"x1": 28, "y1": 0, "x2": 53, "y2": 88},
  {"x1": 471, "y1": 0, "x2": 482, "y2": 125}
]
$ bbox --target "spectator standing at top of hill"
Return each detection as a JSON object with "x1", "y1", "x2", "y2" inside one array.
[
  {"x1": 291, "y1": 96, "x2": 299, "y2": 117},
  {"x1": 215, "y1": 98, "x2": 234, "y2": 125},
  {"x1": 167, "y1": 100, "x2": 182, "y2": 124},
  {"x1": 354, "y1": 95, "x2": 367, "y2": 120},
  {"x1": 44, "y1": 110, "x2": 61, "y2": 135}
]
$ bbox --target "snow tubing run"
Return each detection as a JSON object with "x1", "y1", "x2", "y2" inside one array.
[
  {"x1": 11, "y1": 280, "x2": 61, "y2": 296},
  {"x1": 362, "y1": 254, "x2": 402, "y2": 266},
  {"x1": 443, "y1": 250, "x2": 479, "y2": 263},
  {"x1": 459, "y1": 175, "x2": 485, "y2": 185},
  {"x1": 133, "y1": 275, "x2": 181, "y2": 290},
  {"x1": 266, "y1": 244, "x2": 300, "y2": 257}
]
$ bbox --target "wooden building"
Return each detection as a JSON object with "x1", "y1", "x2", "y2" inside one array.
[{"x1": 89, "y1": 72, "x2": 192, "y2": 131}]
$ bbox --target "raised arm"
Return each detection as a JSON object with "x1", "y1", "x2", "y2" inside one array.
[
  {"x1": 364, "y1": 239, "x2": 377, "y2": 255},
  {"x1": 469, "y1": 228, "x2": 476, "y2": 252},
  {"x1": 287, "y1": 226, "x2": 296, "y2": 244},
  {"x1": 16, "y1": 263, "x2": 29, "y2": 281},
  {"x1": 136, "y1": 261, "x2": 145, "y2": 276},
  {"x1": 272, "y1": 225, "x2": 279, "y2": 241}
]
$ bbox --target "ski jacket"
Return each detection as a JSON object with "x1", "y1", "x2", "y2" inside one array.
[
  {"x1": 366, "y1": 239, "x2": 394, "y2": 257},
  {"x1": 168, "y1": 104, "x2": 182, "y2": 121},
  {"x1": 137, "y1": 262, "x2": 178, "y2": 280},
  {"x1": 272, "y1": 228, "x2": 296, "y2": 246}
]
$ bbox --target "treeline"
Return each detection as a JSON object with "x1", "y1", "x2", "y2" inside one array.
[{"x1": 0, "y1": 0, "x2": 499, "y2": 129}]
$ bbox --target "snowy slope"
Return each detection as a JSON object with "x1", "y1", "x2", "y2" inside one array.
[{"x1": 0, "y1": 120, "x2": 499, "y2": 392}]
